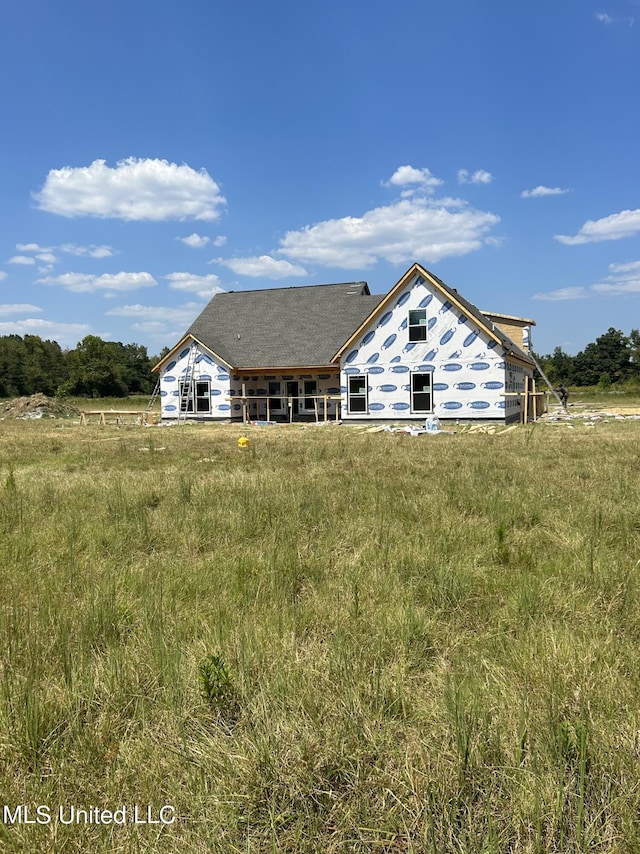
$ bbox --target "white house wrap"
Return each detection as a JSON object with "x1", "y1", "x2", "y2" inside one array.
[{"x1": 155, "y1": 263, "x2": 535, "y2": 424}]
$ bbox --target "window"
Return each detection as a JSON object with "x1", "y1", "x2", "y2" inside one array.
[
  {"x1": 408, "y1": 309, "x2": 427, "y2": 341},
  {"x1": 411, "y1": 372, "x2": 433, "y2": 412},
  {"x1": 179, "y1": 379, "x2": 194, "y2": 413},
  {"x1": 303, "y1": 379, "x2": 317, "y2": 409},
  {"x1": 348, "y1": 374, "x2": 367, "y2": 413},
  {"x1": 268, "y1": 380, "x2": 284, "y2": 412},
  {"x1": 195, "y1": 380, "x2": 211, "y2": 413},
  {"x1": 179, "y1": 379, "x2": 210, "y2": 413}
]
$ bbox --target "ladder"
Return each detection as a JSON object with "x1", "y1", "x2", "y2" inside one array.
[
  {"x1": 529, "y1": 352, "x2": 566, "y2": 410},
  {"x1": 178, "y1": 341, "x2": 198, "y2": 424},
  {"x1": 145, "y1": 379, "x2": 161, "y2": 423}
]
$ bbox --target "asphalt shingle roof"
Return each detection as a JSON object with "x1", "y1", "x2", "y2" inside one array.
[{"x1": 187, "y1": 282, "x2": 384, "y2": 369}]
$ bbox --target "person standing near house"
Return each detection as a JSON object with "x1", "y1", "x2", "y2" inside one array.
[{"x1": 558, "y1": 384, "x2": 569, "y2": 408}]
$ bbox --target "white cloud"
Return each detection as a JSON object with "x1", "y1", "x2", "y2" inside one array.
[
  {"x1": 164, "y1": 272, "x2": 224, "y2": 299},
  {"x1": 592, "y1": 280, "x2": 640, "y2": 295},
  {"x1": 16, "y1": 242, "x2": 51, "y2": 253},
  {"x1": 37, "y1": 271, "x2": 157, "y2": 293},
  {"x1": 521, "y1": 185, "x2": 570, "y2": 198},
  {"x1": 131, "y1": 321, "x2": 167, "y2": 333},
  {"x1": 34, "y1": 157, "x2": 226, "y2": 221},
  {"x1": 0, "y1": 272, "x2": 7, "y2": 281},
  {"x1": 106, "y1": 301, "x2": 205, "y2": 333},
  {"x1": 219, "y1": 255, "x2": 308, "y2": 278},
  {"x1": 555, "y1": 208, "x2": 640, "y2": 245},
  {"x1": 178, "y1": 233, "x2": 210, "y2": 248},
  {"x1": 608, "y1": 260, "x2": 640, "y2": 275},
  {"x1": 591, "y1": 260, "x2": 640, "y2": 295},
  {"x1": 596, "y1": 11, "x2": 634, "y2": 25},
  {"x1": 59, "y1": 243, "x2": 116, "y2": 258},
  {"x1": 0, "y1": 303, "x2": 42, "y2": 315},
  {"x1": 14, "y1": 241, "x2": 115, "y2": 260},
  {"x1": 533, "y1": 286, "x2": 589, "y2": 301},
  {"x1": 458, "y1": 169, "x2": 493, "y2": 185},
  {"x1": 8, "y1": 255, "x2": 36, "y2": 265},
  {"x1": 277, "y1": 196, "x2": 500, "y2": 268},
  {"x1": 213, "y1": 235, "x2": 227, "y2": 247},
  {"x1": 107, "y1": 301, "x2": 201, "y2": 319},
  {"x1": 384, "y1": 165, "x2": 444, "y2": 192},
  {"x1": 533, "y1": 260, "x2": 640, "y2": 300},
  {"x1": 0, "y1": 318, "x2": 90, "y2": 347}
]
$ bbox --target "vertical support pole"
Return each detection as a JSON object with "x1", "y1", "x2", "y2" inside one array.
[
  {"x1": 523, "y1": 375, "x2": 529, "y2": 424},
  {"x1": 324, "y1": 395, "x2": 328, "y2": 423},
  {"x1": 532, "y1": 378, "x2": 537, "y2": 421},
  {"x1": 314, "y1": 397, "x2": 319, "y2": 424}
]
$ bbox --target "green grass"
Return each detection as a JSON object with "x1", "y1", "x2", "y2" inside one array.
[
  {"x1": 1, "y1": 418, "x2": 640, "y2": 851},
  {"x1": 64, "y1": 394, "x2": 154, "y2": 411},
  {"x1": 563, "y1": 385, "x2": 640, "y2": 409}
]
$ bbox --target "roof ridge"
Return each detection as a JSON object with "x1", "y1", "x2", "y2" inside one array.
[{"x1": 221, "y1": 281, "x2": 368, "y2": 296}]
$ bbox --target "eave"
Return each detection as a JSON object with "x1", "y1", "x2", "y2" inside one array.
[
  {"x1": 232, "y1": 364, "x2": 339, "y2": 375},
  {"x1": 333, "y1": 262, "x2": 507, "y2": 361},
  {"x1": 152, "y1": 334, "x2": 233, "y2": 373},
  {"x1": 333, "y1": 262, "x2": 535, "y2": 367},
  {"x1": 482, "y1": 311, "x2": 537, "y2": 326}
]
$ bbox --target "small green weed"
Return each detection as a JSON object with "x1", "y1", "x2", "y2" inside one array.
[{"x1": 198, "y1": 653, "x2": 236, "y2": 711}]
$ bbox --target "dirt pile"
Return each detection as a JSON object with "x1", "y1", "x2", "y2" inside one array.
[{"x1": 0, "y1": 394, "x2": 81, "y2": 420}]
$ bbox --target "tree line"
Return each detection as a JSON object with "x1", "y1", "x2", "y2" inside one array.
[
  {"x1": 535, "y1": 327, "x2": 640, "y2": 389},
  {"x1": 0, "y1": 334, "x2": 164, "y2": 398},
  {"x1": 1, "y1": 326, "x2": 639, "y2": 399}
]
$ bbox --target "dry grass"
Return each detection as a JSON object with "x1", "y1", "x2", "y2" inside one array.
[{"x1": 0, "y1": 418, "x2": 639, "y2": 852}]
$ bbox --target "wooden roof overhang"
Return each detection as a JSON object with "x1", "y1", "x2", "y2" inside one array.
[
  {"x1": 152, "y1": 334, "x2": 233, "y2": 373},
  {"x1": 231, "y1": 364, "x2": 339, "y2": 375},
  {"x1": 333, "y1": 262, "x2": 535, "y2": 369}
]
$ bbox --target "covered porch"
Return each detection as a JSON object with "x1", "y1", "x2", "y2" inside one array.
[{"x1": 228, "y1": 370, "x2": 342, "y2": 423}]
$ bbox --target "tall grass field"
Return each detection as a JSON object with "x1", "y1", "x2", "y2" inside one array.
[{"x1": 1, "y1": 415, "x2": 640, "y2": 852}]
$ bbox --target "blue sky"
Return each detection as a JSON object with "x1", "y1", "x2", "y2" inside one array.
[{"x1": 1, "y1": 0, "x2": 639, "y2": 358}]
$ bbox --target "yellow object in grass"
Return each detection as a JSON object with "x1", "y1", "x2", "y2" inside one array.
[{"x1": 237, "y1": 437, "x2": 249, "y2": 449}]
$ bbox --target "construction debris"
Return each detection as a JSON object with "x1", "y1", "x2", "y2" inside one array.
[
  {"x1": 0, "y1": 394, "x2": 80, "y2": 420},
  {"x1": 538, "y1": 401, "x2": 640, "y2": 424}
]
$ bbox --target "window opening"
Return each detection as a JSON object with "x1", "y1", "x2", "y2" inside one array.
[
  {"x1": 348, "y1": 374, "x2": 368, "y2": 413},
  {"x1": 195, "y1": 380, "x2": 211, "y2": 413},
  {"x1": 411, "y1": 372, "x2": 433, "y2": 412},
  {"x1": 179, "y1": 379, "x2": 194, "y2": 413},
  {"x1": 303, "y1": 379, "x2": 317, "y2": 409},
  {"x1": 268, "y1": 380, "x2": 284, "y2": 411},
  {"x1": 408, "y1": 309, "x2": 427, "y2": 342}
]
